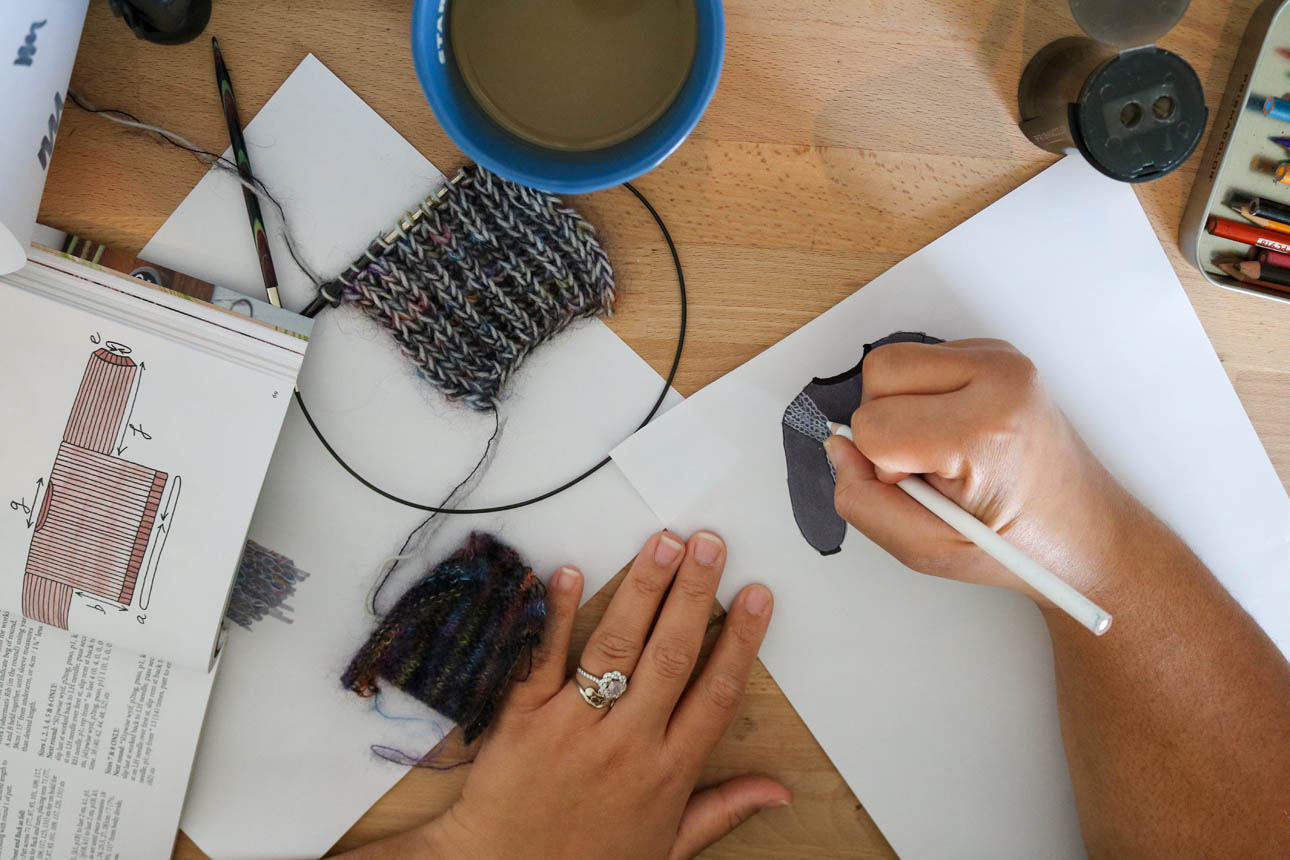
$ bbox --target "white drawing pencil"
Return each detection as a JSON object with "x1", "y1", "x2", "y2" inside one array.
[{"x1": 828, "y1": 423, "x2": 1112, "y2": 636}]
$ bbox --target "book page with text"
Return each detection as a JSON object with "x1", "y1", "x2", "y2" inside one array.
[{"x1": 0, "y1": 609, "x2": 215, "y2": 859}]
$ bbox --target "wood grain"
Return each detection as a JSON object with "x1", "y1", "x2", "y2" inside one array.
[{"x1": 38, "y1": 0, "x2": 1289, "y2": 857}]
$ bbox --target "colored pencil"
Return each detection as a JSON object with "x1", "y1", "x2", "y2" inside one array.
[
  {"x1": 1251, "y1": 155, "x2": 1284, "y2": 176},
  {"x1": 1272, "y1": 136, "x2": 1290, "y2": 151},
  {"x1": 1276, "y1": 162, "x2": 1290, "y2": 185},
  {"x1": 1217, "y1": 262, "x2": 1290, "y2": 295},
  {"x1": 1249, "y1": 195, "x2": 1290, "y2": 225},
  {"x1": 1238, "y1": 204, "x2": 1290, "y2": 235},
  {"x1": 827, "y1": 423, "x2": 1112, "y2": 636},
  {"x1": 1264, "y1": 96, "x2": 1290, "y2": 122},
  {"x1": 212, "y1": 37, "x2": 281, "y2": 308},
  {"x1": 1207, "y1": 215, "x2": 1290, "y2": 253},
  {"x1": 1238, "y1": 260, "x2": 1290, "y2": 288},
  {"x1": 1256, "y1": 247, "x2": 1290, "y2": 268}
]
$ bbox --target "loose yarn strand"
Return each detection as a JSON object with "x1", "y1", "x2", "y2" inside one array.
[
  {"x1": 367, "y1": 409, "x2": 502, "y2": 615},
  {"x1": 68, "y1": 90, "x2": 324, "y2": 287}
]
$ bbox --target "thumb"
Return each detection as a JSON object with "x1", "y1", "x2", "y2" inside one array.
[
  {"x1": 669, "y1": 775, "x2": 791, "y2": 860},
  {"x1": 824, "y1": 434, "x2": 948, "y2": 567},
  {"x1": 824, "y1": 434, "x2": 898, "y2": 524}
]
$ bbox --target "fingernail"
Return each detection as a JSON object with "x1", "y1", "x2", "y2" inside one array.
[
  {"x1": 693, "y1": 531, "x2": 724, "y2": 566},
  {"x1": 823, "y1": 436, "x2": 840, "y2": 468},
  {"x1": 654, "y1": 534, "x2": 685, "y2": 566},
  {"x1": 744, "y1": 584, "x2": 771, "y2": 616},
  {"x1": 762, "y1": 799, "x2": 792, "y2": 809},
  {"x1": 554, "y1": 566, "x2": 581, "y2": 592}
]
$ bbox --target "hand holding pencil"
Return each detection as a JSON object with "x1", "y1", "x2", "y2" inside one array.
[{"x1": 821, "y1": 339, "x2": 1119, "y2": 634}]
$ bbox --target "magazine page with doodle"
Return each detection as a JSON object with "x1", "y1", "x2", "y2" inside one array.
[{"x1": 0, "y1": 269, "x2": 298, "y2": 670}]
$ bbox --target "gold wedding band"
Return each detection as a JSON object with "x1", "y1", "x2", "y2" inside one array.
[{"x1": 576, "y1": 683, "x2": 612, "y2": 709}]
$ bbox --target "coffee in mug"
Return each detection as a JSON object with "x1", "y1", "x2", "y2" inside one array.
[{"x1": 450, "y1": 0, "x2": 698, "y2": 152}]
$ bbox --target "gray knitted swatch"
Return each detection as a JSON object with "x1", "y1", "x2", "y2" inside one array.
[{"x1": 317, "y1": 165, "x2": 616, "y2": 410}]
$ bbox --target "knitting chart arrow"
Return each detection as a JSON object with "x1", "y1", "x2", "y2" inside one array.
[
  {"x1": 9, "y1": 478, "x2": 43, "y2": 528},
  {"x1": 74, "y1": 591, "x2": 130, "y2": 611},
  {"x1": 138, "y1": 475, "x2": 181, "y2": 612},
  {"x1": 114, "y1": 361, "x2": 145, "y2": 457}
]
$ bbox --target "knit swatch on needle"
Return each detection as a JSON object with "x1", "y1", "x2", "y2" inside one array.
[{"x1": 316, "y1": 165, "x2": 616, "y2": 411}]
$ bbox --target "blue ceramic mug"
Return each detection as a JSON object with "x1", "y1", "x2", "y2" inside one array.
[{"x1": 410, "y1": 0, "x2": 724, "y2": 194}]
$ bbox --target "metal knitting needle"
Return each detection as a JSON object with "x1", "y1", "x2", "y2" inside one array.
[
  {"x1": 299, "y1": 170, "x2": 468, "y2": 318},
  {"x1": 828, "y1": 423, "x2": 1112, "y2": 636}
]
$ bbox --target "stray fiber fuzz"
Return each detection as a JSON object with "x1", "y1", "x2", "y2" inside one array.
[{"x1": 341, "y1": 532, "x2": 546, "y2": 744}]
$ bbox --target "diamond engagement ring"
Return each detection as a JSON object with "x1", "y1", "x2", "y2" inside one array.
[{"x1": 575, "y1": 667, "x2": 628, "y2": 708}]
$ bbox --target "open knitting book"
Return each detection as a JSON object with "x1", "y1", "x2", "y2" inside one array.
[{"x1": 0, "y1": 246, "x2": 307, "y2": 857}]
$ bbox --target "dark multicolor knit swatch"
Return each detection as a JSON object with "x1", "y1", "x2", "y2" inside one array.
[
  {"x1": 226, "y1": 540, "x2": 311, "y2": 631},
  {"x1": 316, "y1": 165, "x2": 616, "y2": 411},
  {"x1": 341, "y1": 532, "x2": 546, "y2": 743}
]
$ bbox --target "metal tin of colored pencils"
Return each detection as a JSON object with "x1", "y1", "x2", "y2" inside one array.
[{"x1": 1181, "y1": 0, "x2": 1290, "y2": 307}]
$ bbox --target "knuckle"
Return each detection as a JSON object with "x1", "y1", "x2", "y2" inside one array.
[
  {"x1": 702, "y1": 670, "x2": 746, "y2": 712},
  {"x1": 996, "y1": 349, "x2": 1038, "y2": 386},
  {"x1": 628, "y1": 569, "x2": 670, "y2": 600},
  {"x1": 863, "y1": 343, "x2": 898, "y2": 379},
  {"x1": 649, "y1": 639, "x2": 695, "y2": 681},
  {"x1": 851, "y1": 404, "x2": 890, "y2": 451},
  {"x1": 591, "y1": 630, "x2": 638, "y2": 663},
  {"x1": 675, "y1": 574, "x2": 715, "y2": 604},
  {"x1": 833, "y1": 480, "x2": 864, "y2": 521}
]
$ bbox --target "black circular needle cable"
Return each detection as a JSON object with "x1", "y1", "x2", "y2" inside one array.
[{"x1": 292, "y1": 180, "x2": 686, "y2": 515}]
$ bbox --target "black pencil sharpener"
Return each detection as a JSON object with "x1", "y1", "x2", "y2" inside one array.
[
  {"x1": 1017, "y1": 0, "x2": 1206, "y2": 183},
  {"x1": 109, "y1": 0, "x2": 211, "y2": 45}
]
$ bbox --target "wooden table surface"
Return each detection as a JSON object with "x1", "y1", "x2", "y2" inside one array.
[{"x1": 41, "y1": 0, "x2": 1290, "y2": 857}]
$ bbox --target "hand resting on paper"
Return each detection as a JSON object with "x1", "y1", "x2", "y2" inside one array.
[
  {"x1": 335, "y1": 531, "x2": 787, "y2": 860},
  {"x1": 825, "y1": 338, "x2": 1290, "y2": 859}
]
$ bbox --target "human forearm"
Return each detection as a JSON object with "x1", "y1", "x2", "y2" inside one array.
[
  {"x1": 1042, "y1": 503, "x2": 1290, "y2": 859},
  {"x1": 826, "y1": 338, "x2": 1290, "y2": 858}
]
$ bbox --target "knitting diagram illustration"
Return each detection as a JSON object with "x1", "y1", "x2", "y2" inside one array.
[{"x1": 17, "y1": 345, "x2": 181, "y2": 630}]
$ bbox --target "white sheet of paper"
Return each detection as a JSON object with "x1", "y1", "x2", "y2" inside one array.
[
  {"x1": 612, "y1": 156, "x2": 1290, "y2": 860},
  {"x1": 142, "y1": 55, "x2": 676, "y2": 859},
  {"x1": 0, "y1": 0, "x2": 89, "y2": 273}
]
